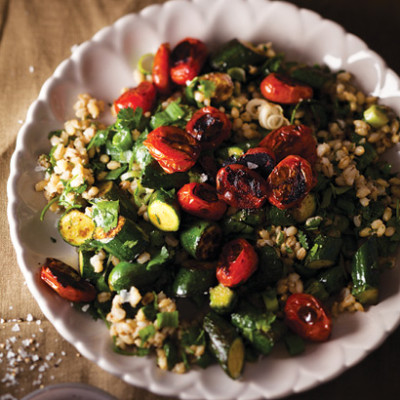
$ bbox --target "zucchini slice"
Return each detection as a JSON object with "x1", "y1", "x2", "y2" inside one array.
[
  {"x1": 147, "y1": 190, "x2": 180, "y2": 232},
  {"x1": 172, "y1": 261, "x2": 217, "y2": 298},
  {"x1": 180, "y1": 220, "x2": 222, "y2": 261},
  {"x1": 58, "y1": 209, "x2": 95, "y2": 247},
  {"x1": 93, "y1": 216, "x2": 147, "y2": 262},
  {"x1": 203, "y1": 311, "x2": 245, "y2": 380},
  {"x1": 78, "y1": 250, "x2": 110, "y2": 292},
  {"x1": 290, "y1": 193, "x2": 316, "y2": 223},
  {"x1": 209, "y1": 284, "x2": 238, "y2": 314},
  {"x1": 108, "y1": 261, "x2": 161, "y2": 292},
  {"x1": 351, "y1": 237, "x2": 379, "y2": 305},
  {"x1": 305, "y1": 234, "x2": 342, "y2": 269}
]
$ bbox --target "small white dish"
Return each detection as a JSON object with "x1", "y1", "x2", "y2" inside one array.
[
  {"x1": 8, "y1": 0, "x2": 400, "y2": 399},
  {"x1": 21, "y1": 383, "x2": 117, "y2": 400}
]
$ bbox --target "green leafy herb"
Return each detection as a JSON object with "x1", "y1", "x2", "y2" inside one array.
[
  {"x1": 91, "y1": 200, "x2": 119, "y2": 232},
  {"x1": 58, "y1": 179, "x2": 88, "y2": 210},
  {"x1": 124, "y1": 240, "x2": 138, "y2": 249},
  {"x1": 146, "y1": 246, "x2": 170, "y2": 270},
  {"x1": 297, "y1": 230, "x2": 309, "y2": 250},
  {"x1": 104, "y1": 165, "x2": 128, "y2": 181},
  {"x1": 87, "y1": 129, "x2": 110, "y2": 150}
]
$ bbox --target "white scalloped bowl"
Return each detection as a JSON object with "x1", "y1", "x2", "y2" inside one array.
[{"x1": 7, "y1": 0, "x2": 400, "y2": 399}]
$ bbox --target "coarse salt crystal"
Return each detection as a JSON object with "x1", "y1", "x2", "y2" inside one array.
[
  {"x1": 45, "y1": 352, "x2": 54, "y2": 361},
  {"x1": 26, "y1": 314, "x2": 33, "y2": 322},
  {"x1": 32, "y1": 354, "x2": 39, "y2": 362},
  {"x1": 6, "y1": 350, "x2": 15, "y2": 359},
  {"x1": 29, "y1": 65, "x2": 35, "y2": 73},
  {"x1": 81, "y1": 304, "x2": 90, "y2": 312},
  {"x1": 36, "y1": 320, "x2": 41, "y2": 325},
  {"x1": 11, "y1": 324, "x2": 20, "y2": 332},
  {"x1": 22, "y1": 339, "x2": 31, "y2": 347}
]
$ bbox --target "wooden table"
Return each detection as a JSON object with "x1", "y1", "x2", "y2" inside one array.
[{"x1": 2, "y1": 0, "x2": 400, "y2": 398}]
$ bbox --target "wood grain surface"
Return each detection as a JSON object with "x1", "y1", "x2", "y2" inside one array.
[{"x1": 1, "y1": 1, "x2": 400, "y2": 399}]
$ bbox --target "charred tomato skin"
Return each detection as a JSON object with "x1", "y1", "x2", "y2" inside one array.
[
  {"x1": 113, "y1": 81, "x2": 157, "y2": 114},
  {"x1": 186, "y1": 106, "x2": 232, "y2": 150},
  {"x1": 216, "y1": 238, "x2": 258, "y2": 287},
  {"x1": 40, "y1": 258, "x2": 96, "y2": 303},
  {"x1": 177, "y1": 182, "x2": 227, "y2": 221},
  {"x1": 152, "y1": 42, "x2": 171, "y2": 96},
  {"x1": 259, "y1": 124, "x2": 317, "y2": 164},
  {"x1": 260, "y1": 72, "x2": 313, "y2": 104},
  {"x1": 266, "y1": 155, "x2": 317, "y2": 210},
  {"x1": 170, "y1": 37, "x2": 208, "y2": 85},
  {"x1": 216, "y1": 164, "x2": 268, "y2": 209},
  {"x1": 236, "y1": 147, "x2": 276, "y2": 178},
  {"x1": 284, "y1": 293, "x2": 332, "y2": 342},
  {"x1": 144, "y1": 126, "x2": 201, "y2": 174}
]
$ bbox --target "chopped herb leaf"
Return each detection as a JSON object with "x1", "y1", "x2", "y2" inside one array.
[
  {"x1": 297, "y1": 230, "x2": 309, "y2": 250},
  {"x1": 139, "y1": 325, "x2": 156, "y2": 343},
  {"x1": 91, "y1": 200, "x2": 119, "y2": 232}
]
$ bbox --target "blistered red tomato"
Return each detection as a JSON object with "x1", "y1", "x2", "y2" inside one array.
[
  {"x1": 143, "y1": 126, "x2": 201, "y2": 174},
  {"x1": 236, "y1": 147, "x2": 276, "y2": 178},
  {"x1": 186, "y1": 106, "x2": 231, "y2": 149},
  {"x1": 284, "y1": 293, "x2": 332, "y2": 342},
  {"x1": 260, "y1": 73, "x2": 313, "y2": 104},
  {"x1": 152, "y1": 42, "x2": 171, "y2": 96},
  {"x1": 266, "y1": 155, "x2": 317, "y2": 210},
  {"x1": 40, "y1": 258, "x2": 96, "y2": 303},
  {"x1": 216, "y1": 238, "x2": 258, "y2": 287},
  {"x1": 259, "y1": 124, "x2": 317, "y2": 164},
  {"x1": 170, "y1": 37, "x2": 208, "y2": 85},
  {"x1": 113, "y1": 81, "x2": 157, "y2": 114},
  {"x1": 177, "y1": 182, "x2": 227, "y2": 221},
  {"x1": 216, "y1": 164, "x2": 268, "y2": 209}
]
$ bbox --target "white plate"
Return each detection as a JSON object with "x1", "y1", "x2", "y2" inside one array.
[{"x1": 7, "y1": 0, "x2": 400, "y2": 398}]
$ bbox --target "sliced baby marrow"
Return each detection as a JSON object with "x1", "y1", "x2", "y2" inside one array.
[
  {"x1": 147, "y1": 189, "x2": 180, "y2": 232},
  {"x1": 305, "y1": 234, "x2": 342, "y2": 269},
  {"x1": 203, "y1": 311, "x2": 245, "y2": 379},
  {"x1": 172, "y1": 261, "x2": 217, "y2": 298},
  {"x1": 209, "y1": 283, "x2": 238, "y2": 314},
  {"x1": 93, "y1": 216, "x2": 147, "y2": 261},
  {"x1": 58, "y1": 209, "x2": 95, "y2": 247},
  {"x1": 290, "y1": 193, "x2": 316, "y2": 223},
  {"x1": 78, "y1": 250, "x2": 110, "y2": 292},
  {"x1": 351, "y1": 237, "x2": 379, "y2": 305},
  {"x1": 180, "y1": 220, "x2": 222, "y2": 260}
]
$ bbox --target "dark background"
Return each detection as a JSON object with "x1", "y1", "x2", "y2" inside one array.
[{"x1": 284, "y1": 1, "x2": 400, "y2": 399}]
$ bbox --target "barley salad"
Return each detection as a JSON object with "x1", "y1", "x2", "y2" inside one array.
[{"x1": 36, "y1": 37, "x2": 400, "y2": 379}]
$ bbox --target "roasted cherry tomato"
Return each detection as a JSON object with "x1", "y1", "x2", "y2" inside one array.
[
  {"x1": 260, "y1": 72, "x2": 313, "y2": 104},
  {"x1": 216, "y1": 238, "x2": 258, "y2": 287},
  {"x1": 284, "y1": 293, "x2": 332, "y2": 342},
  {"x1": 216, "y1": 164, "x2": 268, "y2": 209},
  {"x1": 143, "y1": 126, "x2": 201, "y2": 174},
  {"x1": 170, "y1": 37, "x2": 208, "y2": 85},
  {"x1": 152, "y1": 42, "x2": 171, "y2": 96},
  {"x1": 186, "y1": 106, "x2": 231, "y2": 149},
  {"x1": 259, "y1": 124, "x2": 317, "y2": 164},
  {"x1": 113, "y1": 81, "x2": 157, "y2": 114},
  {"x1": 266, "y1": 155, "x2": 317, "y2": 210},
  {"x1": 177, "y1": 182, "x2": 227, "y2": 221},
  {"x1": 40, "y1": 258, "x2": 96, "y2": 303},
  {"x1": 235, "y1": 147, "x2": 276, "y2": 178}
]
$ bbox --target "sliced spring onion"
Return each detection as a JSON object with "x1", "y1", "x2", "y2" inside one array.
[
  {"x1": 137, "y1": 53, "x2": 154, "y2": 75},
  {"x1": 157, "y1": 311, "x2": 179, "y2": 328}
]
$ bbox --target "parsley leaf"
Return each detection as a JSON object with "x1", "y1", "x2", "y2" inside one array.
[{"x1": 91, "y1": 200, "x2": 119, "y2": 232}]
